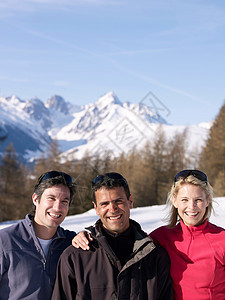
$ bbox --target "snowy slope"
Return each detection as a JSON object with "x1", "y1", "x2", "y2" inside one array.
[{"x1": 0, "y1": 96, "x2": 52, "y2": 161}]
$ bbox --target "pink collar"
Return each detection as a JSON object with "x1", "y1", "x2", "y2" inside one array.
[{"x1": 179, "y1": 219, "x2": 209, "y2": 234}]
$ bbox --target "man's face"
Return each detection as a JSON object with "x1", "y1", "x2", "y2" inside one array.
[
  {"x1": 93, "y1": 186, "x2": 133, "y2": 234},
  {"x1": 33, "y1": 184, "x2": 70, "y2": 234}
]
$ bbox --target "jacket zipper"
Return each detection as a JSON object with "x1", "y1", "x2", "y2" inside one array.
[
  {"x1": 42, "y1": 258, "x2": 46, "y2": 270},
  {"x1": 187, "y1": 229, "x2": 194, "y2": 255}
]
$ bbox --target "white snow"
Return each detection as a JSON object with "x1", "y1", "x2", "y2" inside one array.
[
  {"x1": 0, "y1": 197, "x2": 224, "y2": 233},
  {"x1": 0, "y1": 92, "x2": 212, "y2": 162}
]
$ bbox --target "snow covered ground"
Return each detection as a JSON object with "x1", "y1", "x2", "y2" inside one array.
[{"x1": 1, "y1": 197, "x2": 225, "y2": 233}]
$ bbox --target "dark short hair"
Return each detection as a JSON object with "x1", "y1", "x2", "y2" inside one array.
[
  {"x1": 34, "y1": 171, "x2": 76, "y2": 205},
  {"x1": 91, "y1": 172, "x2": 130, "y2": 203}
]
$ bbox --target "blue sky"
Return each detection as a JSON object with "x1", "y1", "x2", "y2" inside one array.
[{"x1": 0, "y1": 0, "x2": 225, "y2": 125}]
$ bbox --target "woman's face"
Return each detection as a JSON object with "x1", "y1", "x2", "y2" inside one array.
[{"x1": 173, "y1": 183, "x2": 209, "y2": 227}]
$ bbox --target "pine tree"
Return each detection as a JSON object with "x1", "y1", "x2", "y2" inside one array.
[
  {"x1": 199, "y1": 101, "x2": 225, "y2": 191},
  {"x1": 213, "y1": 170, "x2": 225, "y2": 197},
  {"x1": 150, "y1": 125, "x2": 170, "y2": 204},
  {"x1": 0, "y1": 143, "x2": 31, "y2": 221},
  {"x1": 33, "y1": 140, "x2": 63, "y2": 178},
  {"x1": 68, "y1": 153, "x2": 96, "y2": 215},
  {"x1": 131, "y1": 142, "x2": 156, "y2": 207}
]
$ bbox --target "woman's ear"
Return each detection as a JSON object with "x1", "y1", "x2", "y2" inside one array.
[{"x1": 171, "y1": 195, "x2": 178, "y2": 208}]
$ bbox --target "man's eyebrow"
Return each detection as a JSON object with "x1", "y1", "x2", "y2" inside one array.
[
  {"x1": 99, "y1": 200, "x2": 109, "y2": 204},
  {"x1": 63, "y1": 197, "x2": 70, "y2": 201},
  {"x1": 46, "y1": 194, "x2": 70, "y2": 200},
  {"x1": 46, "y1": 194, "x2": 57, "y2": 198},
  {"x1": 99, "y1": 198, "x2": 124, "y2": 204}
]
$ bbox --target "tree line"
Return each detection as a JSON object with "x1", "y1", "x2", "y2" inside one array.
[{"x1": 0, "y1": 101, "x2": 224, "y2": 222}]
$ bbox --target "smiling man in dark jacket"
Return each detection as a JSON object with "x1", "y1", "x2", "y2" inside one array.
[
  {"x1": 0, "y1": 170, "x2": 77, "y2": 300},
  {"x1": 52, "y1": 172, "x2": 173, "y2": 300}
]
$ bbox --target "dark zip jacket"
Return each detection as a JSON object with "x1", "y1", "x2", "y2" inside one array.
[
  {"x1": 52, "y1": 219, "x2": 173, "y2": 300},
  {"x1": 0, "y1": 214, "x2": 76, "y2": 300}
]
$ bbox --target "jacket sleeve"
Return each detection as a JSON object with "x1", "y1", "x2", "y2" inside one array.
[
  {"x1": 0, "y1": 239, "x2": 9, "y2": 283},
  {"x1": 0, "y1": 251, "x2": 5, "y2": 283},
  {"x1": 156, "y1": 245, "x2": 174, "y2": 300},
  {"x1": 51, "y1": 252, "x2": 77, "y2": 300}
]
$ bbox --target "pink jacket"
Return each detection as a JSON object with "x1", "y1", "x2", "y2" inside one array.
[{"x1": 150, "y1": 220, "x2": 225, "y2": 300}]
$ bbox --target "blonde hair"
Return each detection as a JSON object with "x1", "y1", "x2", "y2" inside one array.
[{"x1": 167, "y1": 175, "x2": 213, "y2": 228}]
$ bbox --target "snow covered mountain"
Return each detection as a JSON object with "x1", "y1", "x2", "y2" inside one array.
[
  {"x1": 0, "y1": 92, "x2": 210, "y2": 164},
  {"x1": 0, "y1": 95, "x2": 51, "y2": 162}
]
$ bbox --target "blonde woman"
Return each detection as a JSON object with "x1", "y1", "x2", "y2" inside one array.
[{"x1": 151, "y1": 169, "x2": 225, "y2": 300}]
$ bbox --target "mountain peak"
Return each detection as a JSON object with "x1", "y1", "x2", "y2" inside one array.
[
  {"x1": 24, "y1": 97, "x2": 47, "y2": 115},
  {"x1": 5, "y1": 95, "x2": 24, "y2": 105},
  {"x1": 95, "y1": 91, "x2": 122, "y2": 110},
  {"x1": 23, "y1": 97, "x2": 52, "y2": 128},
  {"x1": 45, "y1": 95, "x2": 70, "y2": 114}
]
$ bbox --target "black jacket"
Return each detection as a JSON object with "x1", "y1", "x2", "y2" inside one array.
[{"x1": 52, "y1": 219, "x2": 173, "y2": 300}]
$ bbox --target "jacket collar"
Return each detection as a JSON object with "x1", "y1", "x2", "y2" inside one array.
[
  {"x1": 179, "y1": 219, "x2": 209, "y2": 235},
  {"x1": 25, "y1": 213, "x2": 67, "y2": 240},
  {"x1": 86, "y1": 218, "x2": 154, "y2": 252}
]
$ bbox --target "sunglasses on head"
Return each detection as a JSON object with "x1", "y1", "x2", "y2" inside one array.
[
  {"x1": 174, "y1": 169, "x2": 208, "y2": 185},
  {"x1": 92, "y1": 172, "x2": 128, "y2": 186},
  {"x1": 38, "y1": 171, "x2": 74, "y2": 185}
]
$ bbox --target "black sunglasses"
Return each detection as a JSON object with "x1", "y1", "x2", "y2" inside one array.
[
  {"x1": 174, "y1": 169, "x2": 208, "y2": 185},
  {"x1": 38, "y1": 171, "x2": 74, "y2": 185},
  {"x1": 92, "y1": 172, "x2": 128, "y2": 186}
]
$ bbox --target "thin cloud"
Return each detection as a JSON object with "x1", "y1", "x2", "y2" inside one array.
[
  {"x1": 0, "y1": 0, "x2": 122, "y2": 13},
  {"x1": 0, "y1": 76, "x2": 30, "y2": 83},
  {"x1": 100, "y1": 43, "x2": 177, "y2": 57},
  {"x1": 0, "y1": 19, "x2": 99, "y2": 57},
  {"x1": 26, "y1": 29, "x2": 95, "y2": 55},
  {"x1": 105, "y1": 59, "x2": 209, "y2": 105}
]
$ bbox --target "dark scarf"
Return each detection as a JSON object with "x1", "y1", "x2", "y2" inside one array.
[{"x1": 101, "y1": 224, "x2": 135, "y2": 266}]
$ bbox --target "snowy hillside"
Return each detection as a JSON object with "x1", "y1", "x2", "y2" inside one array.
[
  {"x1": 0, "y1": 92, "x2": 211, "y2": 163},
  {"x1": 0, "y1": 197, "x2": 224, "y2": 233}
]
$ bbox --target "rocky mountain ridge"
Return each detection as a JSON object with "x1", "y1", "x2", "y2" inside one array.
[{"x1": 0, "y1": 92, "x2": 210, "y2": 164}]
